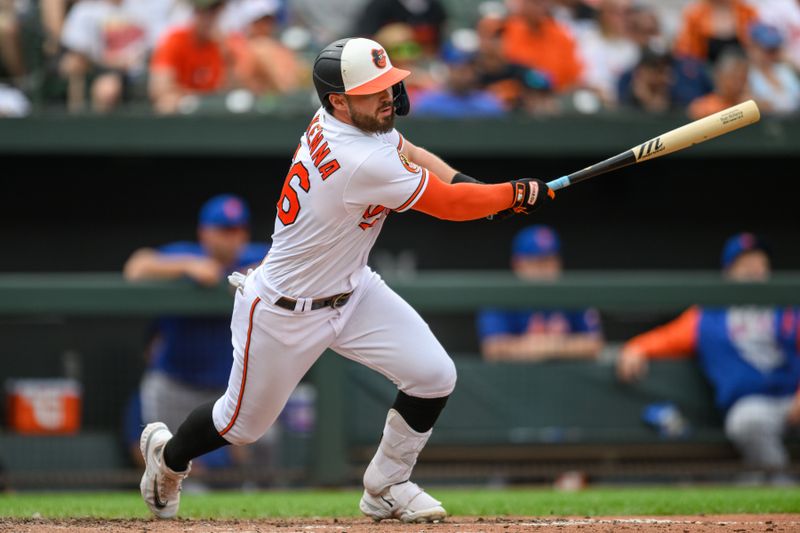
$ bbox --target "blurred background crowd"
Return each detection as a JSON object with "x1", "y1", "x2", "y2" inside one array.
[{"x1": 1, "y1": 0, "x2": 799, "y2": 118}]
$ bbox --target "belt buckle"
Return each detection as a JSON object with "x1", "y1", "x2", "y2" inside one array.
[{"x1": 330, "y1": 293, "x2": 349, "y2": 308}]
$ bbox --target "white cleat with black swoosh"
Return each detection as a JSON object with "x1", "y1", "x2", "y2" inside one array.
[
  {"x1": 139, "y1": 422, "x2": 191, "y2": 519},
  {"x1": 359, "y1": 481, "x2": 446, "y2": 523}
]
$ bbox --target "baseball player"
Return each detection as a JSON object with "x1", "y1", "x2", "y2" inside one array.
[
  {"x1": 618, "y1": 233, "x2": 800, "y2": 484},
  {"x1": 478, "y1": 225, "x2": 603, "y2": 361},
  {"x1": 139, "y1": 37, "x2": 554, "y2": 522}
]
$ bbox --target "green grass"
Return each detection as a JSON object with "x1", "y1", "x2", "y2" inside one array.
[{"x1": 1, "y1": 487, "x2": 799, "y2": 519}]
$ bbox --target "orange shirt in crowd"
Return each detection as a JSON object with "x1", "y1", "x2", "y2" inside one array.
[
  {"x1": 673, "y1": 0, "x2": 759, "y2": 61},
  {"x1": 150, "y1": 26, "x2": 227, "y2": 93},
  {"x1": 501, "y1": 15, "x2": 582, "y2": 92}
]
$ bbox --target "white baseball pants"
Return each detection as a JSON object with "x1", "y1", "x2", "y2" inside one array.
[{"x1": 212, "y1": 266, "x2": 457, "y2": 446}]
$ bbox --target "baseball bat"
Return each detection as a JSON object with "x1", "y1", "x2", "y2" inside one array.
[{"x1": 546, "y1": 100, "x2": 761, "y2": 192}]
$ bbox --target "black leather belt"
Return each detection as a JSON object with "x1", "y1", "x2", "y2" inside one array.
[{"x1": 275, "y1": 291, "x2": 353, "y2": 311}]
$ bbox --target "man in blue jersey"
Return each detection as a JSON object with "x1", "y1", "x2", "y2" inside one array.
[
  {"x1": 618, "y1": 233, "x2": 800, "y2": 484},
  {"x1": 123, "y1": 194, "x2": 270, "y2": 466},
  {"x1": 477, "y1": 225, "x2": 603, "y2": 361}
]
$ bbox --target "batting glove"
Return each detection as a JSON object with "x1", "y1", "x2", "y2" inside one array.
[{"x1": 509, "y1": 178, "x2": 555, "y2": 215}]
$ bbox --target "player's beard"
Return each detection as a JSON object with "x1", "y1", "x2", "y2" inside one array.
[{"x1": 346, "y1": 99, "x2": 395, "y2": 134}]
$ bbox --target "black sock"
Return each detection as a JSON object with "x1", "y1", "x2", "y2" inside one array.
[
  {"x1": 391, "y1": 391, "x2": 449, "y2": 433},
  {"x1": 162, "y1": 401, "x2": 229, "y2": 472}
]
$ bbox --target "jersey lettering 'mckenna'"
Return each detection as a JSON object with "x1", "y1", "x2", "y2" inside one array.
[{"x1": 260, "y1": 108, "x2": 430, "y2": 297}]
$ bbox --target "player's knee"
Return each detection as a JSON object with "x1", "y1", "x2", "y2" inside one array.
[
  {"x1": 414, "y1": 356, "x2": 457, "y2": 397},
  {"x1": 725, "y1": 405, "x2": 772, "y2": 443}
]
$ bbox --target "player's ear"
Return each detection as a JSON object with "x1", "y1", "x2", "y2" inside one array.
[{"x1": 329, "y1": 93, "x2": 348, "y2": 113}]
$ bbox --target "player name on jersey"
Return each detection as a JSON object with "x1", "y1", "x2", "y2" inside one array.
[{"x1": 305, "y1": 115, "x2": 341, "y2": 180}]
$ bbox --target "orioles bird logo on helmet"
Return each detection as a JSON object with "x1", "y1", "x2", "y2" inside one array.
[{"x1": 371, "y1": 48, "x2": 387, "y2": 68}]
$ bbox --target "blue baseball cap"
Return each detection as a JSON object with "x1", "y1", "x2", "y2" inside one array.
[
  {"x1": 512, "y1": 225, "x2": 560, "y2": 258},
  {"x1": 198, "y1": 194, "x2": 250, "y2": 228},
  {"x1": 721, "y1": 232, "x2": 770, "y2": 269},
  {"x1": 750, "y1": 23, "x2": 783, "y2": 50}
]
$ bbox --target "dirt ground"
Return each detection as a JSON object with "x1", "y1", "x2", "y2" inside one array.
[{"x1": 1, "y1": 515, "x2": 798, "y2": 533}]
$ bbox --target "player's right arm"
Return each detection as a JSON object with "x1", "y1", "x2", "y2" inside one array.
[
  {"x1": 346, "y1": 144, "x2": 553, "y2": 221},
  {"x1": 617, "y1": 306, "x2": 700, "y2": 382},
  {"x1": 412, "y1": 172, "x2": 553, "y2": 221},
  {"x1": 123, "y1": 248, "x2": 223, "y2": 287}
]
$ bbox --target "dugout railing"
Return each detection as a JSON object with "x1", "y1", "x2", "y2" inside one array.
[{"x1": 0, "y1": 272, "x2": 798, "y2": 488}]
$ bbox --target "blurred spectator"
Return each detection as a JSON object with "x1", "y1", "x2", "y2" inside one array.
[
  {"x1": 0, "y1": 81, "x2": 29, "y2": 116},
  {"x1": 519, "y1": 67, "x2": 560, "y2": 114},
  {"x1": 227, "y1": 0, "x2": 305, "y2": 95},
  {"x1": 746, "y1": 22, "x2": 800, "y2": 115},
  {"x1": 552, "y1": 0, "x2": 598, "y2": 24},
  {"x1": 626, "y1": 3, "x2": 662, "y2": 49},
  {"x1": 0, "y1": 0, "x2": 27, "y2": 84},
  {"x1": 59, "y1": 0, "x2": 150, "y2": 113},
  {"x1": 288, "y1": 0, "x2": 369, "y2": 46},
  {"x1": 354, "y1": 0, "x2": 446, "y2": 55},
  {"x1": 126, "y1": 0, "x2": 193, "y2": 49},
  {"x1": 673, "y1": 0, "x2": 758, "y2": 64},
  {"x1": 352, "y1": 0, "x2": 447, "y2": 57},
  {"x1": 617, "y1": 233, "x2": 800, "y2": 485},
  {"x1": 474, "y1": 12, "x2": 529, "y2": 109},
  {"x1": 752, "y1": 0, "x2": 800, "y2": 74},
  {"x1": 618, "y1": 43, "x2": 713, "y2": 113},
  {"x1": 149, "y1": 0, "x2": 234, "y2": 114},
  {"x1": 123, "y1": 194, "x2": 269, "y2": 439},
  {"x1": 477, "y1": 225, "x2": 604, "y2": 362},
  {"x1": 219, "y1": 0, "x2": 288, "y2": 35},
  {"x1": 633, "y1": 0, "x2": 692, "y2": 42},
  {"x1": 501, "y1": 0, "x2": 583, "y2": 92},
  {"x1": 688, "y1": 49, "x2": 750, "y2": 119},
  {"x1": 573, "y1": 0, "x2": 640, "y2": 106},
  {"x1": 41, "y1": 0, "x2": 77, "y2": 57},
  {"x1": 414, "y1": 29, "x2": 505, "y2": 117}
]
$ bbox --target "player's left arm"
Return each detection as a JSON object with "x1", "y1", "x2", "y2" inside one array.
[{"x1": 400, "y1": 137, "x2": 457, "y2": 184}]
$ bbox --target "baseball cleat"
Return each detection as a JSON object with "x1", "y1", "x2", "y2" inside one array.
[
  {"x1": 359, "y1": 481, "x2": 446, "y2": 523},
  {"x1": 139, "y1": 422, "x2": 191, "y2": 519}
]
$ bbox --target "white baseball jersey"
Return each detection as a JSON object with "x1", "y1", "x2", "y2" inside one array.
[{"x1": 259, "y1": 107, "x2": 430, "y2": 298}]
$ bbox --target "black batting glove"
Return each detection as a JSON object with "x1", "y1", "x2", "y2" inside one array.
[{"x1": 509, "y1": 178, "x2": 555, "y2": 215}]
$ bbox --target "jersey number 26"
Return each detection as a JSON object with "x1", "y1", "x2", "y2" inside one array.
[{"x1": 276, "y1": 162, "x2": 309, "y2": 226}]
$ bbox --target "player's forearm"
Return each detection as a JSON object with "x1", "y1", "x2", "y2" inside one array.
[
  {"x1": 484, "y1": 334, "x2": 601, "y2": 360},
  {"x1": 412, "y1": 174, "x2": 513, "y2": 221},
  {"x1": 124, "y1": 251, "x2": 193, "y2": 281},
  {"x1": 548, "y1": 335, "x2": 604, "y2": 359},
  {"x1": 406, "y1": 145, "x2": 457, "y2": 183}
]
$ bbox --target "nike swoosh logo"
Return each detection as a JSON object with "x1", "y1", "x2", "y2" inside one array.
[{"x1": 153, "y1": 477, "x2": 167, "y2": 509}]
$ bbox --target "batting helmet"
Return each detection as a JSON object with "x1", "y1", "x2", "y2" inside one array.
[{"x1": 313, "y1": 37, "x2": 411, "y2": 116}]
